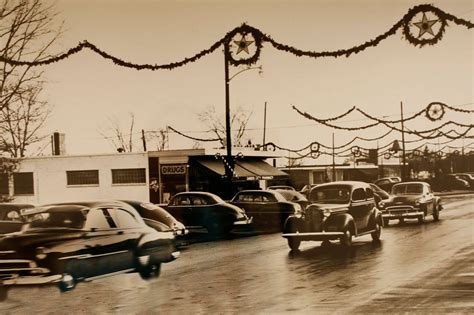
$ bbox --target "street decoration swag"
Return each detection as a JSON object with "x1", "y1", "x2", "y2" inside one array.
[{"x1": 0, "y1": 5, "x2": 472, "y2": 69}]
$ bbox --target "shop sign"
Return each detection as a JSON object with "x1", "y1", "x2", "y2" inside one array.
[{"x1": 161, "y1": 164, "x2": 187, "y2": 175}]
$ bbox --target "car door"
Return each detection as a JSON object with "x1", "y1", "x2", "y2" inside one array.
[
  {"x1": 166, "y1": 196, "x2": 191, "y2": 227},
  {"x1": 349, "y1": 188, "x2": 371, "y2": 233}
]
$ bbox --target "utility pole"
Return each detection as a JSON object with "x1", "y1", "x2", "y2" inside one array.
[
  {"x1": 263, "y1": 101, "x2": 267, "y2": 146},
  {"x1": 400, "y1": 102, "x2": 407, "y2": 181},
  {"x1": 224, "y1": 50, "x2": 234, "y2": 198},
  {"x1": 332, "y1": 132, "x2": 336, "y2": 181},
  {"x1": 141, "y1": 129, "x2": 147, "y2": 152}
]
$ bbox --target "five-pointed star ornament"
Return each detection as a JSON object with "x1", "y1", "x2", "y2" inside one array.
[
  {"x1": 233, "y1": 35, "x2": 254, "y2": 55},
  {"x1": 413, "y1": 12, "x2": 438, "y2": 38}
]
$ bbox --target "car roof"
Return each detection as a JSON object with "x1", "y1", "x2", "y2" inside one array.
[
  {"x1": 0, "y1": 203, "x2": 35, "y2": 210},
  {"x1": 312, "y1": 181, "x2": 370, "y2": 189},
  {"x1": 393, "y1": 181, "x2": 428, "y2": 186},
  {"x1": 172, "y1": 191, "x2": 219, "y2": 198}
]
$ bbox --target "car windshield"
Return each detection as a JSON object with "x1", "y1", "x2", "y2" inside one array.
[
  {"x1": 392, "y1": 184, "x2": 423, "y2": 195},
  {"x1": 309, "y1": 186, "x2": 351, "y2": 204},
  {"x1": 27, "y1": 212, "x2": 85, "y2": 229}
]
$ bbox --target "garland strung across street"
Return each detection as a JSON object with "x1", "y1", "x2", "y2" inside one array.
[
  {"x1": 0, "y1": 5, "x2": 472, "y2": 69},
  {"x1": 167, "y1": 126, "x2": 221, "y2": 142}
]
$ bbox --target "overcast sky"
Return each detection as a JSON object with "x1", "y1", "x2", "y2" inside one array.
[{"x1": 37, "y1": 0, "x2": 473, "y2": 164}]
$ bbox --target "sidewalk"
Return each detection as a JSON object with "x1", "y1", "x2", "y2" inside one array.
[{"x1": 434, "y1": 190, "x2": 474, "y2": 197}]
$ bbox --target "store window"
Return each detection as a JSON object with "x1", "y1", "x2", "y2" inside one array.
[
  {"x1": 0, "y1": 174, "x2": 8, "y2": 195},
  {"x1": 13, "y1": 172, "x2": 34, "y2": 195},
  {"x1": 66, "y1": 170, "x2": 99, "y2": 186},
  {"x1": 111, "y1": 168, "x2": 146, "y2": 184}
]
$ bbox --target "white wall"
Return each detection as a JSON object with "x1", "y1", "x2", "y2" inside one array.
[{"x1": 12, "y1": 153, "x2": 149, "y2": 205}]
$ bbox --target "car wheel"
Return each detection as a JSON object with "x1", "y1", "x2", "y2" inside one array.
[
  {"x1": 321, "y1": 240, "x2": 331, "y2": 248},
  {"x1": 139, "y1": 263, "x2": 161, "y2": 280},
  {"x1": 0, "y1": 287, "x2": 8, "y2": 301},
  {"x1": 288, "y1": 237, "x2": 301, "y2": 251},
  {"x1": 58, "y1": 273, "x2": 76, "y2": 292},
  {"x1": 383, "y1": 217, "x2": 390, "y2": 227},
  {"x1": 339, "y1": 228, "x2": 353, "y2": 247},
  {"x1": 371, "y1": 221, "x2": 382, "y2": 242},
  {"x1": 399, "y1": 218, "x2": 405, "y2": 225},
  {"x1": 207, "y1": 221, "x2": 231, "y2": 238},
  {"x1": 418, "y1": 213, "x2": 425, "y2": 224},
  {"x1": 433, "y1": 205, "x2": 440, "y2": 221}
]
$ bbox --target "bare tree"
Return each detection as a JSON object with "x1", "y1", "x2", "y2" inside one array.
[
  {"x1": 198, "y1": 105, "x2": 252, "y2": 147},
  {"x1": 0, "y1": 0, "x2": 63, "y2": 157},
  {"x1": 99, "y1": 113, "x2": 137, "y2": 152},
  {"x1": 146, "y1": 128, "x2": 168, "y2": 151},
  {"x1": 0, "y1": 156, "x2": 17, "y2": 202}
]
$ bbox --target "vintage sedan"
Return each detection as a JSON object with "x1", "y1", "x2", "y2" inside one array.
[
  {"x1": 0, "y1": 201, "x2": 179, "y2": 301},
  {"x1": 0, "y1": 203, "x2": 34, "y2": 234},
  {"x1": 230, "y1": 190, "x2": 302, "y2": 231},
  {"x1": 282, "y1": 181, "x2": 383, "y2": 251},
  {"x1": 379, "y1": 181, "x2": 442, "y2": 225},
  {"x1": 374, "y1": 176, "x2": 402, "y2": 193},
  {"x1": 163, "y1": 192, "x2": 252, "y2": 236},
  {"x1": 120, "y1": 200, "x2": 188, "y2": 247}
]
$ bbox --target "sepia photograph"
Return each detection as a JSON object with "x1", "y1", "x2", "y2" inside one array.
[{"x1": 0, "y1": 0, "x2": 473, "y2": 313}]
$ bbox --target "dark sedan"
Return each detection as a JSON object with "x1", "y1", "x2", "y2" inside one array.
[
  {"x1": 120, "y1": 200, "x2": 188, "y2": 246},
  {"x1": 0, "y1": 203, "x2": 34, "y2": 234},
  {"x1": 230, "y1": 190, "x2": 301, "y2": 231},
  {"x1": 0, "y1": 201, "x2": 179, "y2": 301},
  {"x1": 163, "y1": 192, "x2": 252, "y2": 237}
]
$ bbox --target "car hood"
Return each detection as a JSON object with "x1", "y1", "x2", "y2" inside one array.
[
  {"x1": 388, "y1": 195, "x2": 421, "y2": 204},
  {"x1": 0, "y1": 229, "x2": 86, "y2": 252},
  {"x1": 307, "y1": 203, "x2": 348, "y2": 212}
]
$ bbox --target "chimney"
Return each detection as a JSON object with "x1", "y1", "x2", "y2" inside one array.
[{"x1": 51, "y1": 132, "x2": 66, "y2": 155}]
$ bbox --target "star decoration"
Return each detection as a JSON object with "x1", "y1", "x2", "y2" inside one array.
[
  {"x1": 233, "y1": 35, "x2": 254, "y2": 55},
  {"x1": 413, "y1": 12, "x2": 438, "y2": 37}
]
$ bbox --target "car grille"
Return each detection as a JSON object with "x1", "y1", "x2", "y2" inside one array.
[
  {"x1": 0, "y1": 259, "x2": 48, "y2": 278},
  {"x1": 306, "y1": 207, "x2": 323, "y2": 232},
  {"x1": 386, "y1": 205, "x2": 416, "y2": 214}
]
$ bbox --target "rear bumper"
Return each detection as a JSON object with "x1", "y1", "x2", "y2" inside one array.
[
  {"x1": 282, "y1": 231, "x2": 344, "y2": 241},
  {"x1": 1, "y1": 274, "x2": 62, "y2": 286}
]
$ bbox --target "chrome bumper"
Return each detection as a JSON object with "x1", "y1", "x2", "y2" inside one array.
[
  {"x1": 282, "y1": 231, "x2": 344, "y2": 241},
  {"x1": 1, "y1": 274, "x2": 62, "y2": 286},
  {"x1": 233, "y1": 216, "x2": 253, "y2": 226},
  {"x1": 382, "y1": 206, "x2": 424, "y2": 219}
]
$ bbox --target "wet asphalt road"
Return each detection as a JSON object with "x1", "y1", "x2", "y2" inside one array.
[{"x1": 1, "y1": 195, "x2": 473, "y2": 314}]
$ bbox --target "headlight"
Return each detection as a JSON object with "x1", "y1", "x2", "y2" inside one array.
[
  {"x1": 294, "y1": 204, "x2": 304, "y2": 218},
  {"x1": 378, "y1": 201, "x2": 385, "y2": 209},
  {"x1": 322, "y1": 208, "x2": 331, "y2": 218},
  {"x1": 35, "y1": 247, "x2": 48, "y2": 260}
]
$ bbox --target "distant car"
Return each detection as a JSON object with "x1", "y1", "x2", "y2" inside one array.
[
  {"x1": 0, "y1": 203, "x2": 34, "y2": 234},
  {"x1": 267, "y1": 185, "x2": 295, "y2": 191},
  {"x1": 120, "y1": 200, "x2": 188, "y2": 247},
  {"x1": 0, "y1": 201, "x2": 179, "y2": 301},
  {"x1": 231, "y1": 190, "x2": 302, "y2": 231},
  {"x1": 455, "y1": 173, "x2": 474, "y2": 188},
  {"x1": 282, "y1": 181, "x2": 383, "y2": 251},
  {"x1": 273, "y1": 189, "x2": 309, "y2": 210},
  {"x1": 441, "y1": 174, "x2": 471, "y2": 190},
  {"x1": 374, "y1": 177, "x2": 402, "y2": 193},
  {"x1": 163, "y1": 192, "x2": 252, "y2": 237},
  {"x1": 379, "y1": 182, "x2": 442, "y2": 225}
]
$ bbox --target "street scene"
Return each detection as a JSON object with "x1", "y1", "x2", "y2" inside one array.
[{"x1": 0, "y1": 0, "x2": 473, "y2": 314}]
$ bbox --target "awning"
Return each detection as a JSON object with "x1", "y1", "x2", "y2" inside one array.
[{"x1": 196, "y1": 159, "x2": 287, "y2": 180}]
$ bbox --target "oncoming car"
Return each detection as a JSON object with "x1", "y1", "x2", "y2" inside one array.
[
  {"x1": 379, "y1": 182, "x2": 442, "y2": 225},
  {"x1": 282, "y1": 181, "x2": 383, "y2": 251},
  {"x1": 0, "y1": 201, "x2": 179, "y2": 301}
]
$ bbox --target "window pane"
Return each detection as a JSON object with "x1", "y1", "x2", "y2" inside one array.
[
  {"x1": 0, "y1": 174, "x2": 8, "y2": 195},
  {"x1": 352, "y1": 188, "x2": 366, "y2": 201},
  {"x1": 67, "y1": 170, "x2": 99, "y2": 185},
  {"x1": 13, "y1": 172, "x2": 34, "y2": 195},
  {"x1": 110, "y1": 209, "x2": 141, "y2": 228},
  {"x1": 111, "y1": 168, "x2": 146, "y2": 184},
  {"x1": 84, "y1": 209, "x2": 111, "y2": 229}
]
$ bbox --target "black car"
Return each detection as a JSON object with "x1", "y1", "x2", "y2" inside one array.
[
  {"x1": 0, "y1": 203, "x2": 34, "y2": 234},
  {"x1": 231, "y1": 190, "x2": 302, "y2": 231},
  {"x1": 163, "y1": 192, "x2": 252, "y2": 237},
  {"x1": 282, "y1": 181, "x2": 383, "y2": 251},
  {"x1": 374, "y1": 177, "x2": 402, "y2": 193},
  {"x1": 379, "y1": 182, "x2": 442, "y2": 225},
  {"x1": 120, "y1": 200, "x2": 188, "y2": 246},
  {"x1": 0, "y1": 201, "x2": 179, "y2": 301}
]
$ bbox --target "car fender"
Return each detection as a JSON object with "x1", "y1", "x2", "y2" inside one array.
[
  {"x1": 324, "y1": 213, "x2": 356, "y2": 234},
  {"x1": 283, "y1": 215, "x2": 304, "y2": 233}
]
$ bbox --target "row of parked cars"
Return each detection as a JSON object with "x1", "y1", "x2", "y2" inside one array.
[{"x1": 0, "y1": 179, "x2": 445, "y2": 301}]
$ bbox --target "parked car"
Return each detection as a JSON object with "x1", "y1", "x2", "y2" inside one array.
[
  {"x1": 162, "y1": 192, "x2": 252, "y2": 236},
  {"x1": 282, "y1": 181, "x2": 383, "y2": 251},
  {"x1": 120, "y1": 200, "x2": 188, "y2": 247},
  {"x1": 440, "y1": 174, "x2": 470, "y2": 191},
  {"x1": 231, "y1": 190, "x2": 302, "y2": 231},
  {"x1": 267, "y1": 185, "x2": 295, "y2": 191},
  {"x1": 0, "y1": 203, "x2": 34, "y2": 234},
  {"x1": 452, "y1": 173, "x2": 474, "y2": 189},
  {"x1": 272, "y1": 189, "x2": 309, "y2": 210},
  {"x1": 374, "y1": 177, "x2": 402, "y2": 193},
  {"x1": 0, "y1": 200, "x2": 180, "y2": 301},
  {"x1": 379, "y1": 182, "x2": 442, "y2": 225}
]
